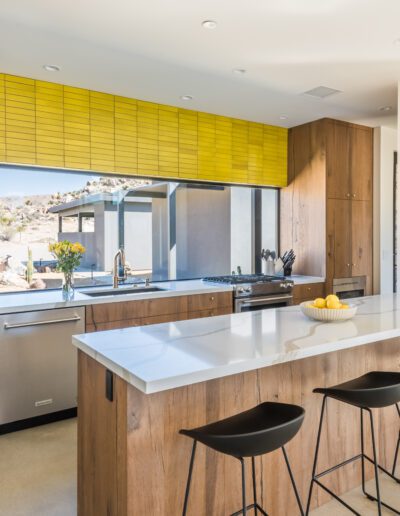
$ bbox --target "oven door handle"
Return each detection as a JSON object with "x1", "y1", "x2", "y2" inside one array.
[{"x1": 237, "y1": 294, "x2": 293, "y2": 308}]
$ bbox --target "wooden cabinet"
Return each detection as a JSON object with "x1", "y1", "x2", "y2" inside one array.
[
  {"x1": 326, "y1": 199, "x2": 372, "y2": 286},
  {"x1": 326, "y1": 120, "x2": 373, "y2": 201},
  {"x1": 327, "y1": 199, "x2": 352, "y2": 279},
  {"x1": 349, "y1": 125, "x2": 373, "y2": 201},
  {"x1": 326, "y1": 120, "x2": 350, "y2": 200},
  {"x1": 85, "y1": 291, "x2": 233, "y2": 333},
  {"x1": 351, "y1": 200, "x2": 373, "y2": 278},
  {"x1": 292, "y1": 282, "x2": 325, "y2": 305},
  {"x1": 281, "y1": 118, "x2": 373, "y2": 295}
]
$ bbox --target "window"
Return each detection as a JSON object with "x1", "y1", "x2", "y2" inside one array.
[{"x1": 0, "y1": 166, "x2": 278, "y2": 293}]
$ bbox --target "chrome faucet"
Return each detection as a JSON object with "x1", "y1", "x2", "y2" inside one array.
[{"x1": 113, "y1": 248, "x2": 127, "y2": 288}]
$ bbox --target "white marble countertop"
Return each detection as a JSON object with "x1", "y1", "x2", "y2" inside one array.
[
  {"x1": 289, "y1": 275, "x2": 325, "y2": 284},
  {"x1": 0, "y1": 280, "x2": 232, "y2": 315},
  {"x1": 73, "y1": 294, "x2": 400, "y2": 394},
  {"x1": 0, "y1": 275, "x2": 323, "y2": 315}
]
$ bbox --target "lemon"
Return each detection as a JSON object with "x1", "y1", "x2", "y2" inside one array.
[
  {"x1": 326, "y1": 294, "x2": 340, "y2": 304},
  {"x1": 313, "y1": 298, "x2": 326, "y2": 309},
  {"x1": 340, "y1": 303, "x2": 349, "y2": 310},
  {"x1": 326, "y1": 298, "x2": 341, "y2": 309}
]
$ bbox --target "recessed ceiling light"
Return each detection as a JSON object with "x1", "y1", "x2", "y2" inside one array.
[
  {"x1": 232, "y1": 68, "x2": 246, "y2": 75},
  {"x1": 279, "y1": 115, "x2": 288, "y2": 120},
  {"x1": 180, "y1": 95, "x2": 193, "y2": 101},
  {"x1": 379, "y1": 106, "x2": 392, "y2": 112},
  {"x1": 43, "y1": 64, "x2": 61, "y2": 72},
  {"x1": 202, "y1": 20, "x2": 217, "y2": 29}
]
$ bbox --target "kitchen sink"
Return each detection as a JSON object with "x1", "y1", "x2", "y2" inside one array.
[{"x1": 82, "y1": 286, "x2": 166, "y2": 297}]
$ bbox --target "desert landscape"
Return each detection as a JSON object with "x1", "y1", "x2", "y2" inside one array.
[{"x1": 0, "y1": 176, "x2": 149, "y2": 292}]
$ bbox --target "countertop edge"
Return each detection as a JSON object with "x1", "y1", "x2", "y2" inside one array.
[{"x1": 73, "y1": 322, "x2": 400, "y2": 395}]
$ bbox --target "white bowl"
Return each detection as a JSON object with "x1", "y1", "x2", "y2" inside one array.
[{"x1": 300, "y1": 301, "x2": 357, "y2": 322}]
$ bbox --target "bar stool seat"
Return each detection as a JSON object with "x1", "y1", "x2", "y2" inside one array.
[
  {"x1": 314, "y1": 371, "x2": 400, "y2": 409},
  {"x1": 180, "y1": 401, "x2": 305, "y2": 458},
  {"x1": 306, "y1": 371, "x2": 400, "y2": 516},
  {"x1": 180, "y1": 401, "x2": 305, "y2": 515}
]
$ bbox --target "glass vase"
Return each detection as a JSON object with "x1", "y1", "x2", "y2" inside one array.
[{"x1": 62, "y1": 271, "x2": 75, "y2": 300}]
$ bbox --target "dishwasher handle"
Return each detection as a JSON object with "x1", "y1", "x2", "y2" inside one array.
[{"x1": 4, "y1": 315, "x2": 82, "y2": 330}]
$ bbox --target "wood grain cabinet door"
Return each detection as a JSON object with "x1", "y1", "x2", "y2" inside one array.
[
  {"x1": 327, "y1": 199, "x2": 352, "y2": 279},
  {"x1": 351, "y1": 200, "x2": 372, "y2": 278},
  {"x1": 349, "y1": 126, "x2": 373, "y2": 201},
  {"x1": 326, "y1": 121, "x2": 351, "y2": 200}
]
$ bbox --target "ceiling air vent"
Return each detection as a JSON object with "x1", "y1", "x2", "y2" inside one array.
[{"x1": 303, "y1": 86, "x2": 342, "y2": 99}]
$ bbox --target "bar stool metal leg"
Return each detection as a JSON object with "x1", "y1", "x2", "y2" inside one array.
[
  {"x1": 282, "y1": 446, "x2": 304, "y2": 516},
  {"x1": 305, "y1": 395, "x2": 327, "y2": 515},
  {"x1": 251, "y1": 456, "x2": 258, "y2": 516},
  {"x1": 240, "y1": 458, "x2": 247, "y2": 516},
  {"x1": 306, "y1": 396, "x2": 361, "y2": 516},
  {"x1": 231, "y1": 457, "x2": 269, "y2": 516},
  {"x1": 392, "y1": 403, "x2": 400, "y2": 479},
  {"x1": 182, "y1": 440, "x2": 197, "y2": 516},
  {"x1": 368, "y1": 408, "x2": 383, "y2": 516},
  {"x1": 361, "y1": 408, "x2": 400, "y2": 514}
]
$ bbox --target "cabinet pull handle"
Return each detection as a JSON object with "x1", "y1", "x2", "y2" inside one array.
[
  {"x1": 346, "y1": 193, "x2": 350, "y2": 197},
  {"x1": 347, "y1": 263, "x2": 350, "y2": 267},
  {"x1": 4, "y1": 315, "x2": 81, "y2": 330},
  {"x1": 352, "y1": 193, "x2": 356, "y2": 198},
  {"x1": 210, "y1": 296, "x2": 215, "y2": 301}
]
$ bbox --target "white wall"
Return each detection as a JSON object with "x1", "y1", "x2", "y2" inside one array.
[{"x1": 373, "y1": 126, "x2": 397, "y2": 294}]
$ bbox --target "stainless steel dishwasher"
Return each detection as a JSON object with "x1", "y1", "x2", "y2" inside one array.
[{"x1": 0, "y1": 306, "x2": 85, "y2": 429}]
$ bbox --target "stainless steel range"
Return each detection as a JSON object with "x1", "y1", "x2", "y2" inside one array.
[{"x1": 203, "y1": 274, "x2": 294, "y2": 312}]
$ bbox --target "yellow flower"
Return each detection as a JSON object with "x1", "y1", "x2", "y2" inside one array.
[{"x1": 71, "y1": 243, "x2": 85, "y2": 254}]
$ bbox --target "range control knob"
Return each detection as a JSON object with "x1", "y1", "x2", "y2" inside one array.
[
  {"x1": 245, "y1": 287, "x2": 251, "y2": 293},
  {"x1": 237, "y1": 287, "x2": 244, "y2": 294},
  {"x1": 280, "y1": 283, "x2": 287, "y2": 289}
]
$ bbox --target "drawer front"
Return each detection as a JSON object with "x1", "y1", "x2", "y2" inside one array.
[
  {"x1": 187, "y1": 307, "x2": 232, "y2": 320},
  {"x1": 293, "y1": 283, "x2": 325, "y2": 304},
  {"x1": 86, "y1": 296, "x2": 189, "y2": 325},
  {"x1": 187, "y1": 292, "x2": 233, "y2": 312}
]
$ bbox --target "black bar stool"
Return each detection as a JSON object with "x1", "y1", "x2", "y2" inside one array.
[
  {"x1": 306, "y1": 371, "x2": 400, "y2": 516},
  {"x1": 180, "y1": 401, "x2": 305, "y2": 516}
]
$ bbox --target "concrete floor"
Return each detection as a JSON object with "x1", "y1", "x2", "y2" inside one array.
[
  {"x1": 0, "y1": 419, "x2": 77, "y2": 516},
  {"x1": 0, "y1": 419, "x2": 398, "y2": 515}
]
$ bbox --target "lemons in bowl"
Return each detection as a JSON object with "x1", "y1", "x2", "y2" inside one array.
[
  {"x1": 308, "y1": 294, "x2": 349, "y2": 310},
  {"x1": 301, "y1": 294, "x2": 356, "y2": 321}
]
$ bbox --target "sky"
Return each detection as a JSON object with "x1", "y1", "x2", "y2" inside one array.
[{"x1": 0, "y1": 167, "x2": 99, "y2": 197}]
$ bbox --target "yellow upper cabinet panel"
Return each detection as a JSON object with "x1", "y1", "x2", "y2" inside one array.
[
  {"x1": 5, "y1": 75, "x2": 36, "y2": 164},
  {"x1": 115, "y1": 96, "x2": 137, "y2": 175},
  {"x1": 0, "y1": 75, "x2": 5, "y2": 162},
  {"x1": 64, "y1": 86, "x2": 90, "y2": 170},
  {"x1": 0, "y1": 74, "x2": 288, "y2": 187},
  {"x1": 158, "y1": 105, "x2": 178, "y2": 177},
  {"x1": 36, "y1": 81, "x2": 64, "y2": 168}
]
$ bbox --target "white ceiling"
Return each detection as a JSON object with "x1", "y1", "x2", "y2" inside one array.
[{"x1": 0, "y1": 0, "x2": 399, "y2": 128}]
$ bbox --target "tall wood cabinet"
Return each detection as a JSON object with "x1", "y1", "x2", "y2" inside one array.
[{"x1": 281, "y1": 118, "x2": 373, "y2": 294}]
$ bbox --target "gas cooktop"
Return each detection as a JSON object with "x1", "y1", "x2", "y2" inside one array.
[{"x1": 203, "y1": 274, "x2": 285, "y2": 285}]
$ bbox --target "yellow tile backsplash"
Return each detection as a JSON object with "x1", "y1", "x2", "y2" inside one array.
[{"x1": 0, "y1": 73, "x2": 287, "y2": 186}]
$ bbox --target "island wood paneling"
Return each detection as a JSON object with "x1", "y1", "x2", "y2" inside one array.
[
  {"x1": 78, "y1": 338, "x2": 400, "y2": 516},
  {"x1": 0, "y1": 73, "x2": 288, "y2": 187}
]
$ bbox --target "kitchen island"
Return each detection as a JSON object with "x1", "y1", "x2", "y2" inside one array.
[{"x1": 73, "y1": 294, "x2": 400, "y2": 515}]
